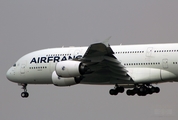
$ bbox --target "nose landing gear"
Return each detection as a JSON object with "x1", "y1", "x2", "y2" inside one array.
[{"x1": 20, "y1": 84, "x2": 29, "y2": 98}]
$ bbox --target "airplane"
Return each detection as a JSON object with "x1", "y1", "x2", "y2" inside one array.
[{"x1": 6, "y1": 42, "x2": 178, "y2": 98}]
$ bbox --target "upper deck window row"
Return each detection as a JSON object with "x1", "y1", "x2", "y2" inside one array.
[
  {"x1": 46, "y1": 54, "x2": 72, "y2": 57},
  {"x1": 115, "y1": 51, "x2": 144, "y2": 54}
]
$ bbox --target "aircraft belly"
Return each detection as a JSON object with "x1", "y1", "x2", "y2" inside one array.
[{"x1": 127, "y1": 68, "x2": 177, "y2": 83}]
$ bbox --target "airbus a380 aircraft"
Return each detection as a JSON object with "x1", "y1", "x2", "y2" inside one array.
[{"x1": 6, "y1": 42, "x2": 178, "y2": 98}]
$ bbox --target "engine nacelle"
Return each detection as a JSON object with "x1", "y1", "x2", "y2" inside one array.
[
  {"x1": 52, "y1": 71, "x2": 82, "y2": 86},
  {"x1": 55, "y1": 61, "x2": 86, "y2": 77}
]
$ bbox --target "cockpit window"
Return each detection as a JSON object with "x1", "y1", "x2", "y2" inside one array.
[{"x1": 13, "y1": 64, "x2": 16, "y2": 67}]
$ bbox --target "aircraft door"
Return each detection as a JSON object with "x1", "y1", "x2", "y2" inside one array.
[
  {"x1": 20, "y1": 61, "x2": 26, "y2": 74},
  {"x1": 74, "y1": 49, "x2": 83, "y2": 59},
  {"x1": 69, "y1": 48, "x2": 83, "y2": 59},
  {"x1": 162, "y1": 59, "x2": 168, "y2": 69},
  {"x1": 146, "y1": 47, "x2": 153, "y2": 57}
]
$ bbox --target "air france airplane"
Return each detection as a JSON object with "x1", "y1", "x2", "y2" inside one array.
[{"x1": 6, "y1": 42, "x2": 178, "y2": 98}]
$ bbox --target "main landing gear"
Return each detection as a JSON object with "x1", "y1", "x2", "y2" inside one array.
[
  {"x1": 20, "y1": 84, "x2": 29, "y2": 98},
  {"x1": 126, "y1": 84, "x2": 160, "y2": 96},
  {"x1": 109, "y1": 84, "x2": 160, "y2": 96},
  {"x1": 109, "y1": 84, "x2": 124, "y2": 95}
]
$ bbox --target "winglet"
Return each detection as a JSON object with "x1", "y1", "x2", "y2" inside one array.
[{"x1": 102, "y1": 36, "x2": 111, "y2": 47}]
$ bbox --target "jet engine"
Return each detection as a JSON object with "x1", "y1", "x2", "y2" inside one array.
[
  {"x1": 52, "y1": 71, "x2": 82, "y2": 86},
  {"x1": 55, "y1": 61, "x2": 87, "y2": 77}
]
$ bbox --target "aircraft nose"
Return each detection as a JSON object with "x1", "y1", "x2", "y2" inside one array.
[{"x1": 6, "y1": 67, "x2": 14, "y2": 82}]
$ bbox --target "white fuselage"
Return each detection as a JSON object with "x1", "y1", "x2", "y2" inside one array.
[{"x1": 6, "y1": 43, "x2": 178, "y2": 85}]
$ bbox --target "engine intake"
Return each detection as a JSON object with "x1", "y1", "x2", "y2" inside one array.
[{"x1": 55, "y1": 61, "x2": 87, "y2": 77}]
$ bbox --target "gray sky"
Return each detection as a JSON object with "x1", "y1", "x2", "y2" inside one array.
[{"x1": 1, "y1": 1, "x2": 178, "y2": 120}]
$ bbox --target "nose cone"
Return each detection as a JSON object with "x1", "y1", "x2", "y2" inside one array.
[{"x1": 6, "y1": 67, "x2": 14, "y2": 82}]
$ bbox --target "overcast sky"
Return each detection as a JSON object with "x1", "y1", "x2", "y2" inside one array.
[{"x1": 1, "y1": 1, "x2": 178, "y2": 120}]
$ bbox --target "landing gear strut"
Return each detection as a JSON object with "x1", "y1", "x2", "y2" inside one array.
[
  {"x1": 109, "y1": 84, "x2": 124, "y2": 95},
  {"x1": 20, "y1": 84, "x2": 29, "y2": 98}
]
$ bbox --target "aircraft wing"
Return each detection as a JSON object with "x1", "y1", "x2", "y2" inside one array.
[{"x1": 78, "y1": 43, "x2": 134, "y2": 85}]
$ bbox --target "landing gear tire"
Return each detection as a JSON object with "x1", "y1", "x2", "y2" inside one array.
[
  {"x1": 117, "y1": 87, "x2": 124, "y2": 93},
  {"x1": 126, "y1": 84, "x2": 160, "y2": 96},
  {"x1": 109, "y1": 89, "x2": 118, "y2": 95},
  {"x1": 154, "y1": 87, "x2": 160, "y2": 93},
  {"x1": 21, "y1": 92, "x2": 29, "y2": 98},
  {"x1": 138, "y1": 86, "x2": 147, "y2": 96},
  {"x1": 109, "y1": 85, "x2": 125, "y2": 96},
  {"x1": 147, "y1": 88, "x2": 153, "y2": 94},
  {"x1": 126, "y1": 89, "x2": 137, "y2": 96},
  {"x1": 126, "y1": 90, "x2": 133, "y2": 96},
  {"x1": 20, "y1": 84, "x2": 29, "y2": 98}
]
